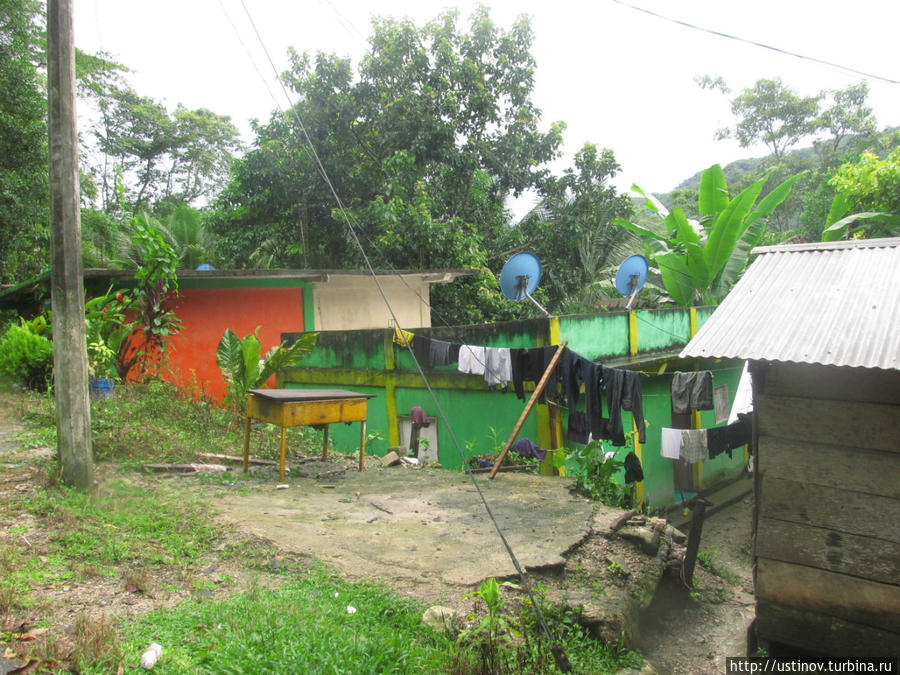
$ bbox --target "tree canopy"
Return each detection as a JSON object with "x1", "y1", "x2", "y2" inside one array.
[
  {"x1": 0, "y1": 0, "x2": 49, "y2": 282},
  {"x1": 208, "y1": 8, "x2": 566, "y2": 324}
]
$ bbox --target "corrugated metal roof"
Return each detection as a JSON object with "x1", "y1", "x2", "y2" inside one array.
[{"x1": 680, "y1": 237, "x2": 900, "y2": 370}]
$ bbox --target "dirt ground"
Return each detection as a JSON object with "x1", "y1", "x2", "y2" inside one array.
[{"x1": 0, "y1": 414, "x2": 755, "y2": 674}]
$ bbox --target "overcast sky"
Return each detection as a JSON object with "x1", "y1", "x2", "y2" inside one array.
[{"x1": 73, "y1": 0, "x2": 900, "y2": 211}]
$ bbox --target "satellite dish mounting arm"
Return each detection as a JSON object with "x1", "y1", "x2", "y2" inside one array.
[
  {"x1": 516, "y1": 275, "x2": 551, "y2": 318},
  {"x1": 625, "y1": 274, "x2": 640, "y2": 311}
]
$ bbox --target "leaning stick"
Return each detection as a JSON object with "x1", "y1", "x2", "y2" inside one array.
[{"x1": 489, "y1": 341, "x2": 568, "y2": 480}]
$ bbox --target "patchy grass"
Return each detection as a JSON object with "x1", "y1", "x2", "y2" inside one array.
[
  {"x1": 697, "y1": 545, "x2": 741, "y2": 585},
  {"x1": 23, "y1": 478, "x2": 221, "y2": 567},
  {"x1": 80, "y1": 568, "x2": 458, "y2": 674},
  {"x1": 1, "y1": 385, "x2": 644, "y2": 674}
]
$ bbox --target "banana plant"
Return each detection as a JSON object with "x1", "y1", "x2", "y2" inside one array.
[
  {"x1": 216, "y1": 328, "x2": 317, "y2": 408},
  {"x1": 614, "y1": 165, "x2": 806, "y2": 305}
]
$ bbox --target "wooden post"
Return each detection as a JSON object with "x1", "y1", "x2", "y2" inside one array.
[
  {"x1": 278, "y1": 426, "x2": 287, "y2": 482},
  {"x1": 682, "y1": 497, "x2": 712, "y2": 587},
  {"x1": 489, "y1": 342, "x2": 568, "y2": 479},
  {"x1": 359, "y1": 420, "x2": 367, "y2": 472},
  {"x1": 243, "y1": 415, "x2": 252, "y2": 472},
  {"x1": 48, "y1": 0, "x2": 93, "y2": 489}
]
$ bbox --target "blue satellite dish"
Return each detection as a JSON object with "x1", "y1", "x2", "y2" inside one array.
[
  {"x1": 615, "y1": 255, "x2": 649, "y2": 299},
  {"x1": 196, "y1": 263, "x2": 216, "y2": 271},
  {"x1": 499, "y1": 252, "x2": 542, "y2": 301}
]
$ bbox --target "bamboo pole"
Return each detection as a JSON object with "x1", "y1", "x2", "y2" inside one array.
[{"x1": 489, "y1": 341, "x2": 568, "y2": 480}]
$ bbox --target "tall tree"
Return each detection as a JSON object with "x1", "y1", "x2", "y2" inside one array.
[
  {"x1": 716, "y1": 77, "x2": 821, "y2": 159},
  {"x1": 0, "y1": 0, "x2": 49, "y2": 282},
  {"x1": 91, "y1": 88, "x2": 241, "y2": 211},
  {"x1": 208, "y1": 8, "x2": 564, "y2": 325},
  {"x1": 516, "y1": 144, "x2": 635, "y2": 312},
  {"x1": 817, "y1": 82, "x2": 877, "y2": 155}
]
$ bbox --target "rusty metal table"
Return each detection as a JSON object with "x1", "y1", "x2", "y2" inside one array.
[{"x1": 243, "y1": 389, "x2": 376, "y2": 481}]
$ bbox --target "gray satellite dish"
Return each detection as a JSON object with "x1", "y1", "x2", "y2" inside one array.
[
  {"x1": 614, "y1": 255, "x2": 649, "y2": 310},
  {"x1": 499, "y1": 252, "x2": 550, "y2": 317}
]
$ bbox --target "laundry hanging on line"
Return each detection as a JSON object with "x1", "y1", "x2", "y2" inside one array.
[
  {"x1": 680, "y1": 429, "x2": 707, "y2": 463},
  {"x1": 671, "y1": 371, "x2": 714, "y2": 413},
  {"x1": 399, "y1": 336, "x2": 649, "y2": 448},
  {"x1": 707, "y1": 416, "x2": 752, "y2": 459}
]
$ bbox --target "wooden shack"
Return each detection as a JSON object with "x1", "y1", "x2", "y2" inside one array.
[{"x1": 681, "y1": 238, "x2": 900, "y2": 656}]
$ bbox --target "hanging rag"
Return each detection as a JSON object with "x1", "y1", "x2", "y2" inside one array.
[
  {"x1": 411, "y1": 406, "x2": 429, "y2": 429},
  {"x1": 483, "y1": 347, "x2": 512, "y2": 388},
  {"x1": 706, "y1": 425, "x2": 729, "y2": 459},
  {"x1": 624, "y1": 451, "x2": 644, "y2": 484},
  {"x1": 725, "y1": 415, "x2": 752, "y2": 457},
  {"x1": 660, "y1": 427, "x2": 684, "y2": 459},
  {"x1": 566, "y1": 354, "x2": 602, "y2": 439},
  {"x1": 597, "y1": 367, "x2": 645, "y2": 446},
  {"x1": 458, "y1": 345, "x2": 486, "y2": 376},
  {"x1": 510, "y1": 438, "x2": 547, "y2": 462},
  {"x1": 671, "y1": 371, "x2": 714, "y2": 413},
  {"x1": 393, "y1": 327, "x2": 415, "y2": 347},
  {"x1": 428, "y1": 339, "x2": 454, "y2": 367},
  {"x1": 540, "y1": 346, "x2": 565, "y2": 403},
  {"x1": 567, "y1": 411, "x2": 590, "y2": 444},
  {"x1": 680, "y1": 429, "x2": 708, "y2": 463},
  {"x1": 510, "y1": 347, "x2": 555, "y2": 402},
  {"x1": 621, "y1": 370, "x2": 647, "y2": 444},
  {"x1": 412, "y1": 335, "x2": 431, "y2": 366}
]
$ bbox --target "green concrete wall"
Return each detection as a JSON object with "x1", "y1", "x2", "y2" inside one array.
[{"x1": 278, "y1": 308, "x2": 747, "y2": 507}]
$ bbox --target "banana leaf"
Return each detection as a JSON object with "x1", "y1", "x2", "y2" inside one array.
[
  {"x1": 703, "y1": 176, "x2": 766, "y2": 278},
  {"x1": 666, "y1": 207, "x2": 700, "y2": 245},
  {"x1": 698, "y1": 164, "x2": 728, "y2": 217},
  {"x1": 744, "y1": 171, "x2": 807, "y2": 229},
  {"x1": 216, "y1": 329, "x2": 244, "y2": 386},
  {"x1": 657, "y1": 253, "x2": 696, "y2": 306},
  {"x1": 256, "y1": 332, "x2": 318, "y2": 387},
  {"x1": 822, "y1": 211, "x2": 892, "y2": 242}
]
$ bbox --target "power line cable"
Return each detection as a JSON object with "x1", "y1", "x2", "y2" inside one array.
[
  {"x1": 609, "y1": 0, "x2": 900, "y2": 85},
  {"x1": 234, "y1": 2, "x2": 570, "y2": 669}
]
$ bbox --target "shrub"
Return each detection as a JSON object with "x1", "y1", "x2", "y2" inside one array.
[{"x1": 0, "y1": 320, "x2": 53, "y2": 390}]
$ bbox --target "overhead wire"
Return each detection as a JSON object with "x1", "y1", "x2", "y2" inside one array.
[
  {"x1": 233, "y1": 1, "x2": 570, "y2": 668},
  {"x1": 609, "y1": 0, "x2": 900, "y2": 85}
]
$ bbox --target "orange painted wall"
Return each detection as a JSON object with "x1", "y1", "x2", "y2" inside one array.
[{"x1": 164, "y1": 287, "x2": 305, "y2": 401}]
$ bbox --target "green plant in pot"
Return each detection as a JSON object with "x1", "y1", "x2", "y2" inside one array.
[{"x1": 84, "y1": 289, "x2": 132, "y2": 396}]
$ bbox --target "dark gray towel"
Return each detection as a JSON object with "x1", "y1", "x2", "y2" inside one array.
[
  {"x1": 671, "y1": 371, "x2": 714, "y2": 413},
  {"x1": 429, "y1": 339, "x2": 453, "y2": 367}
]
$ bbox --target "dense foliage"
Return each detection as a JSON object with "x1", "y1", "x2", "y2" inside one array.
[
  {"x1": 0, "y1": 317, "x2": 53, "y2": 390},
  {"x1": 207, "y1": 9, "x2": 567, "y2": 324},
  {"x1": 0, "y1": 0, "x2": 49, "y2": 282}
]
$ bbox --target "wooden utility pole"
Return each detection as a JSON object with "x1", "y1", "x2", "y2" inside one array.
[{"x1": 48, "y1": 0, "x2": 94, "y2": 489}]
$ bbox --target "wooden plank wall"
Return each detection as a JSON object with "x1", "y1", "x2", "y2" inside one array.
[{"x1": 753, "y1": 362, "x2": 900, "y2": 656}]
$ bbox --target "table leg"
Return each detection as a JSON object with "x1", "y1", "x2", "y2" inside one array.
[
  {"x1": 279, "y1": 425, "x2": 287, "y2": 482},
  {"x1": 322, "y1": 425, "x2": 329, "y2": 461},
  {"x1": 359, "y1": 420, "x2": 367, "y2": 472},
  {"x1": 243, "y1": 415, "x2": 252, "y2": 472}
]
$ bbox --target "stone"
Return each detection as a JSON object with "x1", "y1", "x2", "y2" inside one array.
[
  {"x1": 378, "y1": 451, "x2": 401, "y2": 467},
  {"x1": 649, "y1": 517, "x2": 667, "y2": 532},
  {"x1": 614, "y1": 660, "x2": 658, "y2": 675},
  {"x1": 422, "y1": 605, "x2": 459, "y2": 633},
  {"x1": 618, "y1": 526, "x2": 661, "y2": 556},
  {"x1": 666, "y1": 524, "x2": 687, "y2": 544},
  {"x1": 388, "y1": 445, "x2": 408, "y2": 457}
]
